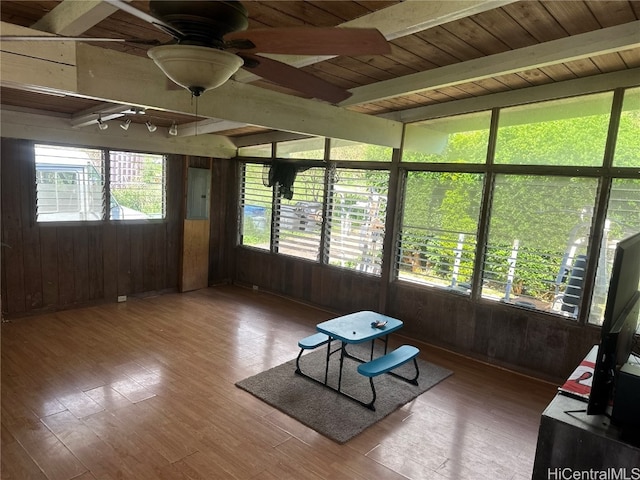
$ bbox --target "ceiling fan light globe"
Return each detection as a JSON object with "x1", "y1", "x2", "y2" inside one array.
[{"x1": 148, "y1": 45, "x2": 243, "y2": 95}]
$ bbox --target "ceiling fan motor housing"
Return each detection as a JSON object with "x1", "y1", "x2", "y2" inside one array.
[{"x1": 149, "y1": 0, "x2": 249, "y2": 47}]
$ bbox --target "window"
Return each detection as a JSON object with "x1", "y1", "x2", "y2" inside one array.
[
  {"x1": 109, "y1": 151, "x2": 165, "y2": 220},
  {"x1": 402, "y1": 111, "x2": 491, "y2": 164},
  {"x1": 397, "y1": 172, "x2": 483, "y2": 293},
  {"x1": 240, "y1": 163, "x2": 272, "y2": 250},
  {"x1": 239, "y1": 138, "x2": 394, "y2": 266},
  {"x1": 35, "y1": 144, "x2": 165, "y2": 223},
  {"x1": 588, "y1": 178, "x2": 640, "y2": 325},
  {"x1": 239, "y1": 161, "x2": 326, "y2": 261},
  {"x1": 494, "y1": 93, "x2": 613, "y2": 166},
  {"x1": 330, "y1": 139, "x2": 393, "y2": 162},
  {"x1": 35, "y1": 145, "x2": 105, "y2": 222},
  {"x1": 325, "y1": 168, "x2": 389, "y2": 275},
  {"x1": 274, "y1": 167, "x2": 325, "y2": 260},
  {"x1": 238, "y1": 143, "x2": 272, "y2": 158},
  {"x1": 275, "y1": 138, "x2": 325, "y2": 159},
  {"x1": 482, "y1": 175, "x2": 598, "y2": 317}
]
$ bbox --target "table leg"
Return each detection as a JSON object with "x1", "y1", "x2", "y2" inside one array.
[
  {"x1": 324, "y1": 338, "x2": 332, "y2": 384},
  {"x1": 338, "y1": 342, "x2": 346, "y2": 392}
]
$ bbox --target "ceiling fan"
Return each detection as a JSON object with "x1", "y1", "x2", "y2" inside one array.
[{"x1": 1, "y1": 0, "x2": 391, "y2": 103}]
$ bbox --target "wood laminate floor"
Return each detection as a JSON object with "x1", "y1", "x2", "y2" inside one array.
[{"x1": 1, "y1": 285, "x2": 558, "y2": 479}]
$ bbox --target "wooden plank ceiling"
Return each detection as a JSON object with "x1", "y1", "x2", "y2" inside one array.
[{"x1": 1, "y1": 0, "x2": 639, "y2": 141}]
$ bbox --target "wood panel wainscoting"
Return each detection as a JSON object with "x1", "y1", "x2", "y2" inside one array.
[{"x1": 1, "y1": 285, "x2": 557, "y2": 480}]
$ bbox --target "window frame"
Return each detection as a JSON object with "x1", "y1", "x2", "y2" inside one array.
[{"x1": 34, "y1": 143, "x2": 167, "y2": 225}]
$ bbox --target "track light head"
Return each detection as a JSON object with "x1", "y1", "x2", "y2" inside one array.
[
  {"x1": 145, "y1": 121, "x2": 157, "y2": 133},
  {"x1": 120, "y1": 118, "x2": 132, "y2": 130},
  {"x1": 169, "y1": 122, "x2": 178, "y2": 136},
  {"x1": 97, "y1": 115, "x2": 108, "y2": 130}
]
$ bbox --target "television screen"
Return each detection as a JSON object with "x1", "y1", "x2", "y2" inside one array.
[
  {"x1": 610, "y1": 292, "x2": 640, "y2": 369},
  {"x1": 587, "y1": 232, "x2": 640, "y2": 416}
]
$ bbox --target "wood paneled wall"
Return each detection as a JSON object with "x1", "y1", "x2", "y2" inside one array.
[
  {"x1": 233, "y1": 245, "x2": 601, "y2": 382},
  {"x1": 1, "y1": 138, "x2": 183, "y2": 316},
  {"x1": 208, "y1": 158, "x2": 237, "y2": 284},
  {"x1": 387, "y1": 282, "x2": 600, "y2": 382},
  {"x1": 234, "y1": 248, "x2": 381, "y2": 313}
]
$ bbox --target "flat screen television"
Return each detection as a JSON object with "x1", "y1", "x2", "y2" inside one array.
[{"x1": 587, "y1": 231, "x2": 640, "y2": 416}]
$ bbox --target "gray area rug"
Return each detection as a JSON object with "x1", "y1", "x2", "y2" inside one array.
[{"x1": 236, "y1": 343, "x2": 453, "y2": 443}]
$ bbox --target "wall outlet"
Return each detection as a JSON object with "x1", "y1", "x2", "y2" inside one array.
[
  {"x1": 117, "y1": 295, "x2": 127, "y2": 302},
  {"x1": 252, "y1": 285, "x2": 259, "y2": 291}
]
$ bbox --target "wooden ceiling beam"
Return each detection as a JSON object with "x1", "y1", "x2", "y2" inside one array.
[
  {"x1": 0, "y1": 22, "x2": 77, "y2": 94},
  {"x1": 0, "y1": 25, "x2": 403, "y2": 148},
  {"x1": 31, "y1": 0, "x2": 128, "y2": 36},
  {"x1": 387, "y1": 68, "x2": 640, "y2": 125},
  {"x1": 85, "y1": 44, "x2": 405, "y2": 147},
  {"x1": 177, "y1": 119, "x2": 250, "y2": 137},
  {"x1": 1, "y1": 107, "x2": 237, "y2": 158},
  {"x1": 345, "y1": 0, "x2": 516, "y2": 39},
  {"x1": 343, "y1": 21, "x2": 640, "y2": 106}
]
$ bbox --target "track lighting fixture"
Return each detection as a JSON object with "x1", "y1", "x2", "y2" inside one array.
[
  {"x1": 145, "y1": 121, "x2": 157, "y2": 133},
  {"x1": 168, "y1": 122, "x2": 178, "y2": 136},
  {"x1": 97, "y1": 115, "x2": 108, "y2": 130},
  {"x1": 120, "y1": 118, "x2": 132, "y2": 130},
  {"x1": 123, "y1": 107, "x2": 146, "y2": 116}
]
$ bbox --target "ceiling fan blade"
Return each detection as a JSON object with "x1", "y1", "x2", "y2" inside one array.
[
  {"x1": 0, "y1": 35, "x2": 160, "y2": 45},
  {"x1": 102, "y1": 0, "x2": 184, "y2": 40},
  {"x1": 239, "y1": 54, "x2": 351, "y2": 104},
  {"x1": 226, "y1": 27, "x2": 390, "y2": 56}
]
